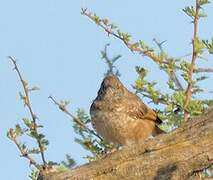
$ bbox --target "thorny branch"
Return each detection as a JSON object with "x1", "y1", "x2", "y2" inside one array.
[
  {"x1": 81, "y1": 9, "x2": 160, "y2": 62},
  {"x1": 8, "y1": 129, "x2": 40, "y2": 170},
  {"x1": 184, "y1": 0, "x2": 200, "y2": 121},
  {"x1": 8, "y1": 56, "x2": 47, "y2": 167},
  {"x1": 81, "y1": 4, "x2": 212, "y2": 121},
  {"x1": 81, "y1": 8, "x2": 183, "y2": 91},
  {"x1": 48, "y1": 96, "x2": 103, "y2": 141}
]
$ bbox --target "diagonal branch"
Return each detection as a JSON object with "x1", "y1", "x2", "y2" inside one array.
[
  {"x1": 8, "y1": 129, "x2": 40, "y2": 170},
  {"x1": 81, "y1": 9, "x2": 183, "y2": 91},
  {"x1": 48, "y1": 96, "x2": 103, "y2": 141},
  {"x1": 41, "y1": 107, "x2": 213, "y2": 180}
]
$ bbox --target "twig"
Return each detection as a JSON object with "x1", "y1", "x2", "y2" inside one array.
[
  {"x1": 152, "y1": 38, "x2": 183, "y2": 90},
  {"x1": 177, "y1": 53, "x2": 192, "y2": 59},
  {"x1": 138, "y1": 91, "x2": 168, "y2": 105},
  {"x1": 184, "y1": 0, "x2": 200, "y2": 121},
  {"x1": 8, "y1": 129, "x2": 40, "y2": 170},
  {"x1": 194, "y1": 68, "x2": 213, "y2": 73},
  {"x1": 81, "y1": 10, "x2": 165, "y2": 64},
  {"x1": 48, "y1": 96, "x2": 103, "y2": 141},
  {"x1": 8, "y1": 56, "x2": 47, "y2": 166},
  {"x1": 153, "y1": 38, "x2": 167, "y2": 52},
  {"x1": 101, "y1": 44, "x2": 121, "y2": 76},
  {"x1": 169, "y1": 72, "x2": 184, "y2": 91},
  {"x1": 81, "y1": 9, "x2": 184, "y2": 91}
]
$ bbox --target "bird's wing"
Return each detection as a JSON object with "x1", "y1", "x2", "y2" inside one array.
[{"x1": 124, "y1": 94, "x2": 161, "y2": 124}]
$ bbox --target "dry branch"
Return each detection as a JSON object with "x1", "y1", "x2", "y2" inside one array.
[{"x1": 42, "y1": 108, "x2": 213, "y2": 180}]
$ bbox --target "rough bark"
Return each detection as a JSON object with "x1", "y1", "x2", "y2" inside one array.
[{"x1": 42, "y1": 108, "x2": 213, "y2": 180}]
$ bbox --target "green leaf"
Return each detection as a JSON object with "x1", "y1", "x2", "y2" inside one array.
[
  {"x1": 194, "y1": 37, "x2": 206, "y2": 54},
  {"x1": 135, "y1": 78, "x2": 144, "y2": 90},
  {"x1": 29, "y1": 169, "x2": 39, "y2": 180},
  {"x1": 38, "y1": 133, "x2": 45, "y2": 139},
  {"x1": 209, "y1": 38, "x2": 213, "y2": 54},
  {"x1": 129, "y1": 42, "x2": 139, "y2": 50},
  {"x1": 76, "y1": 108, "x2": 90, "y2": 124},
  {"x1": 30, "y1": 86, "x2": 40, "y2": 91},
  {"x1": 146, "y1": 84, "x2": 160, "y2": 103},
  {"x1": 165, "y1": 104, "x2": 173, "y2": 112},
  {"x1": 183, "y1": 6, "x2": 196, "y2": 18},
  {"x1": 203, "y1": 38, "x2": 213, "y2": 54},
  {"x1": 167, "y1": 79, "x2": 175, "y2": 90},
  {"x1": 187, "y1": 100, "x2": 204, "y2": 115},
  {"x1": 181, "y1": 72, "x2": 190, "y2": 83},
  {"x1": 28, "y1": 131, "x2": 38, "y2": 139},
  {"x1": 172, "y1": 91, "x2": 186, "y2": 108},
  {"x1": 195, "y1": 76, "x2": 209, "y2": 82},
  {"x1": 28, "y1": 148, "x2": 40, "y2": 154},
  {"x1": 199, "y1": 0, "x2": 210, "y2": 6},
  {"x1": 135, "y1": 66, "x2": 148, "y2": 78},
  {"x1": 92, "y1": 14, "x2": 100, "y2": 25},
  {"x1": 139, "y1": 40, "x2": 154, "y2": 52},
  {"x1": 180, "y1": 61, "x2": 190, "y2": 72},
  {"x1": 41, "y1": 139, "x2": 49, "y2": 147},
  {"x1": 122, "y1": 32, "x2": 131, "y2": 44},
  {"x1": 22, "y1": 118, "x2": 33, "y2": 129},
  {"x1": 14, "y1": 124, "x2": 24, "y2": 137},
  {"x1": 61, "y1": 154, "x2": 76, "y2": 168}
]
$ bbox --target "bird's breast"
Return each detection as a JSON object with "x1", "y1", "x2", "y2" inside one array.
[{"x1": 91, "y1": 108, "x2": 156, "y2": 146}]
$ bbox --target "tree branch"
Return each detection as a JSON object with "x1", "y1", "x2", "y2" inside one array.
[
  {"x1": 41, "y1": 107, "x2": 213, "y2": 180},
  {"x1": 184, "y1": 0, "x2": 200, "y2": 121},
  {"x1": 48, "y1": 96, "x2": 103, "y2": 141},
  {"x1": 81, "y1": 9, "x2": 184, "y2": 91},
  {"x1": 8, "y1": 128, "x2": 40, "y2": 170},
  {"x1": 8, "y1": 56, "x2": 47, "y2": 167}
]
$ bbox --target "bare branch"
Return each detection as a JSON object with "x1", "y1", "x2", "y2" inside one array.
[
  {"x1": 8, "y1": 56, "x2": 47, "y2": 166},
  {"x1": 8, "y1": 129, "x2": 40, "y2": 170},
  {"x1": 81, "y1": 9, "x2": 167, "y2": 64},
  {"x1": 48, "y1": 96, "x2": 103, "y2": 141},
  {"x1": 81, "y1": 9, "x2": 184, "y2": 91},
  {"x1": 153, "y1": 38, "x2": 167, "y2": 52}
]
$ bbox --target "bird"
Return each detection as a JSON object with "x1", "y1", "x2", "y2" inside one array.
[{"x1": 90, "y1": 74, "x2": 164, "y2": 146}]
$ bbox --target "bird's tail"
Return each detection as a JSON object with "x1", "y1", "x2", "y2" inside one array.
[{"x1": 155, "y1": 116, "x2": 163, "y2": 124}]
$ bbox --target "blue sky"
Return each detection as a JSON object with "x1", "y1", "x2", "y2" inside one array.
[{"x1": 1, "y1": 1, "x2": 213, "y2": 179}]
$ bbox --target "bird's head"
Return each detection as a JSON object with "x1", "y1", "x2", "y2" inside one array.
[{"x1": 97, "y1": 74, "x2": 124, "y2": 98}]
